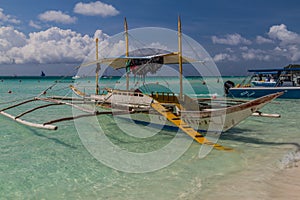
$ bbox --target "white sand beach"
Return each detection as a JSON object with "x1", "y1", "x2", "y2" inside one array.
[
  {"x1": 267, "y1": 166, "x2": 300, "y2": 199},
  {"x1": 198, "y1": 160, "x2": 300, "y2": 200}
]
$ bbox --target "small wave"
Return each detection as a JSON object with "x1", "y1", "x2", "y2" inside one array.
[{"x1": 278, "y1": 150, "x2": 300, "y2": 169}]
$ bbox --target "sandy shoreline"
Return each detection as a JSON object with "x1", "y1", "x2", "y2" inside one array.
[
  {"x1": 196, "y1": 161, "x2": 300, "y2": 200},
  {"x1": 266, "y1": 166, "x2": 300, "y2": 200}
]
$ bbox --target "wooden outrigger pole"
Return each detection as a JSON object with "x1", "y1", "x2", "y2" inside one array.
[
  {"x1": 178, "y1": 16, "x2": 183, "y2": 100},
  {"x1": 95, "y1": 38, "x2": 100, "y2": 95},
  {"x1": 124, "y1": 17, "x2": 130, "y2": 90}
]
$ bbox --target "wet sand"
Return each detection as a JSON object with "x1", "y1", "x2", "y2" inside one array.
[
  {"x1": 198, "y1": 164, "x2": 300, "y2": 200},
  {"x1": 267, "y1": 166, "x2": 300, "y2": 200}
]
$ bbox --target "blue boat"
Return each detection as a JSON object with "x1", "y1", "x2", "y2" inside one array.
[{"x1": 225, "y1": 64, "x2": 300, "y2": 99}]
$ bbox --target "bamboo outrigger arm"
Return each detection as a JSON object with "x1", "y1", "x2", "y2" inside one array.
[
  {"x1": 0, "y1": 110, "x2": 58, "y2": 130},
  {"x1": 0, "y1": 94, "x2": 150, "y2": 130}
]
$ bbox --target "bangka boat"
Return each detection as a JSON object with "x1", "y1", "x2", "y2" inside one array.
[
  {"x1": 0, "y1": 17, "x2": 283, "y2": 151},
  {"x1": 226, "y1": 64, "x2": 300, "y2": 99}
]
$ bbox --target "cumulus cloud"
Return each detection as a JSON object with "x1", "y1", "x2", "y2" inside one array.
[
  {"x1": 29, "y1": 20, "x2": 42, "y2": 29},
  {"x1": 268, "y1": 24, "x2": 300, "y2": 45},
  {"x1": 256, "y1": 36, "x2": 273, "y2": 44},
  {"x1": 0, "y1": 26, "x2": 110, "y2": 64},
  {"x1": 0, "y1": 27, "x2": 27, "y2": 63},
  {"x1": 212, "y1": 24, "x2": 300, "y2": 63},
  {"x1": 213, "y1": 53, "x2": 237, "y2": 62},
  {"x1": 74, "y1": 1, "x2": 120, "y2": 17},
  {"x1": 242, "y1": 49, "x2": 271, "y2": 61},
  {"x1": 268, "y1": 24, "x2": 300, "y2": 61},
  {"x1": 38, "y1": 10, "x2": 77, "y2": 24},
  {"x1": 212, "y1": 33, "x2": 251, "y2": 45},
  {"x1": 0, "y1": 8, "x2": 21, "y2": 24}
]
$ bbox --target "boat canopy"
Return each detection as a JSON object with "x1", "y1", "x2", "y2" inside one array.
[{"x1": 77, "y1": 52, "x2": 198, "y2": 70}]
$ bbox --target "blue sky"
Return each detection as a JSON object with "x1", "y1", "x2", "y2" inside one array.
[{"x1": 1, "y1": 0, "x2": 300, "y2": 75}]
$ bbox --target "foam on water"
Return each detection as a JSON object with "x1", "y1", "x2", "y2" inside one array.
[{"x1": 279, "y1": 150, "x2": 300, "y2": 169}]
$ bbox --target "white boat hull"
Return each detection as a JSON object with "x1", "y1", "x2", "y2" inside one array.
[{"x1": 111, "y1": 92, "x2": 282, "y2": 133}]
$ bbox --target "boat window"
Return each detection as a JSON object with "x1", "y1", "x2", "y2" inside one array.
[{"x1": 139, "y1": 94, "x2": 143, "y2": 97}]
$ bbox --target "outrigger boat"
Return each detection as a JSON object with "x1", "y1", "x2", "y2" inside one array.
[{"x1": 0, "y1": 18, "x2": 283, "y2": 151}]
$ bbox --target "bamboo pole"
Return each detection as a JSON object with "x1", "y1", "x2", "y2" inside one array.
[
  {"x1": 36, "y1": 98, "x2": 96, "y2": 114},
  {"x1": 95, "y1": 38, "x2": 100, "y2": 95},
  {"x1": 124, "y1": 17, "x2": 129, "y2": 90},
  {"x1": 44, "y1": 110, "x2": 134, "y2": 125},
  {"x1": 0, "y1": 99, "x2": 36, "y2": 112},
  {"x1": 0, "y1": 110, "x2": 57, "y2": 130},
  {"x1": 178, "y1": 16, "x2": 183, "y2": 100},
  {"x1": 15, "y1": 103, "x2": 62, "y2": 119}
]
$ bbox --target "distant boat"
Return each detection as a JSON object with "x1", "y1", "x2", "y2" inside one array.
[
  {"x1": 225, "y1": 64, "x2": 300, "y2": 99},
  {"x1": 72, "y1": 75, "x2": 80, "y2": 79},
  {"x1": 41, "y1": 71, "x2": 46, "y2": 77}
]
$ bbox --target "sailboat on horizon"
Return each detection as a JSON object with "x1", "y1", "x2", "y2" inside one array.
[{"x1": 40, "y1": 71, "x2": 46, "y2": 77}]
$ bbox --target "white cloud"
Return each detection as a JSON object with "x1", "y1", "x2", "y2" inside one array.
[
  {"x1": 0, "y1": 27, "x2": 27, "y2": 63},
  {"x1": 212, "y1": 33, "x2": 251, "y2": 45},
  {"x1": 268, "y1": 24, "x2": 300, "y2": 45},
  {"x1": 38, "y1": 10, "x2": 77, "y2": 24},
  {"x1": 256, "y1": 36, "x2": 273, "y2": 44},
  {"x1": 29, "y1": 20, "x2": 42, "y2": 29},
  {"x1": 0, "y1": 27, "x2": 27, "y2": 50},
  {"x1": 0, "y1": 26, "x2": 111, "y2": 64},
  {"x1": 268, "y1": 24, "x2": 300, "y2": 61},
  {"x1": 0, "y1": 8, "x2": 21, "y2": 24},
  {"x1": 74, "y1": 1, "x2": 119, "y2": 17},
  {"x1": 212, "y1": 24, "x2": 300, "y2": 62},
  {"x1": 213, "y1": 53, "x2": 237, "y2": 62},
  {"x1": 240, "y1": 46, "x2": 248, "y2": 51},
  {"x1": 242, "y1": 49, "x2": 271, "y2": 61},
  {"x1": 93, "y1": 29, "x2": 109, "y2": 41},
  {"x1": 225, "y1": 48, "x2": 234, "y2": 53}
]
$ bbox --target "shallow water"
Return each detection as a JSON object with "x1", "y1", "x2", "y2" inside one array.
[{"x1": 0, "y1": 76, "x2": 299, "y2": 199}]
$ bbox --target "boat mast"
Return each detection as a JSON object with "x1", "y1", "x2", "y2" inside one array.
[
  {"x1": 178, "y1": 16, "x2": 183, "y2": 100},
  {"x1": 95, "y1": 38, "x2": 100, "y2": 95},
  {"x1": 124, "y1": 17, "x2": 129, "y2": 90}
]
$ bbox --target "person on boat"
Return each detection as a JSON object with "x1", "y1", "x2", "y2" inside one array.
[{"x1": 265, "y1": 76, "x2": 270, "y2": 82}]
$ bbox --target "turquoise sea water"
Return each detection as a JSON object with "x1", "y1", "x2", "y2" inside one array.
[{"x1": 0, "y1": 76, "x2": 299, "y2": 199}]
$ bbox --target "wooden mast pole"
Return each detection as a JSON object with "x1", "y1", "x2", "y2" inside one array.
[
  {"x1": 178, "y1": 16, "x2": 183, "y2": 100},
  {"x1": 95, "y1": 38, "x2": 100, "y2": 95},
  {"x1": 124, "y1": 17, "x2": 129, "y2": 90}
]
